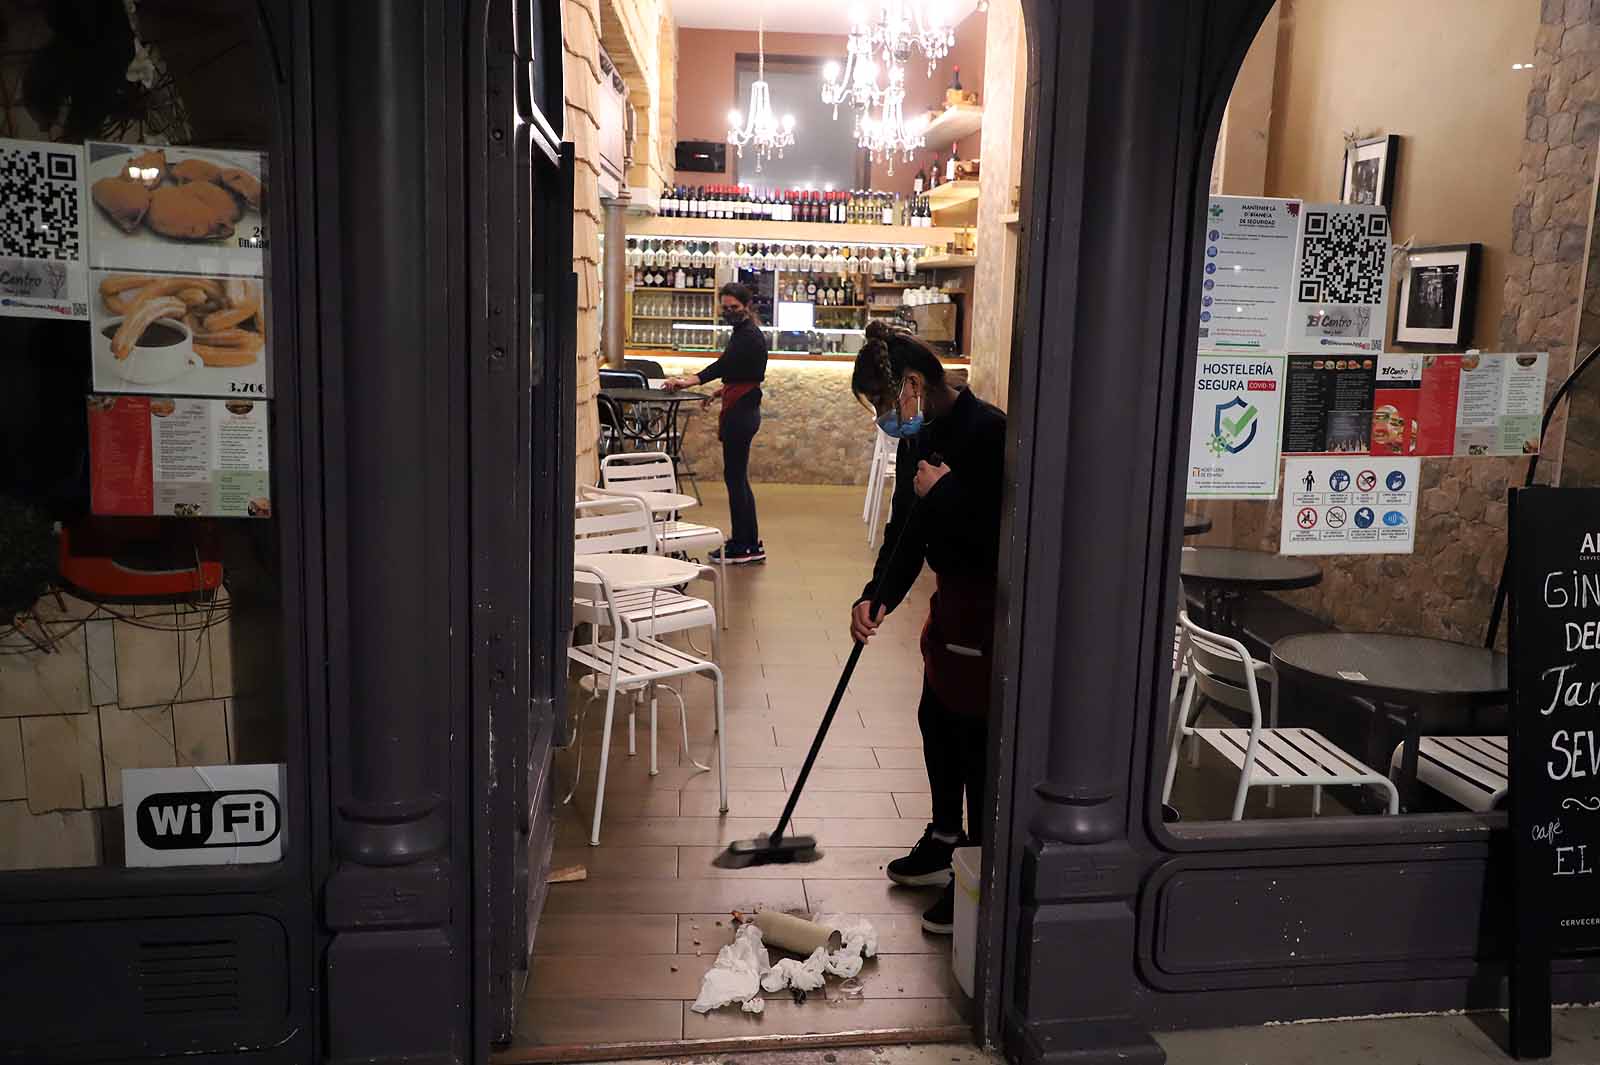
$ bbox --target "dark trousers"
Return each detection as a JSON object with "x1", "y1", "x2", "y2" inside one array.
[
  {"x1": 919, "y1": 680, "x2": 988, "y2": 844},
  {"x1": 720, "y1": 393, "x2": 761, "y2": 547}
]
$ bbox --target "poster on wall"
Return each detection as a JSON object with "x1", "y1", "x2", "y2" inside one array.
[
  {"x1": 1282, "y1": 354, "x2": 1377, "y2": 454},
  {"x1": 85, "y1": 142, "x2": 270, "y2": 398},
  {"x1": 1369, "y1": 352, "x2": 1549, "y2": 457},
  {"x1": 1280, "y1": 456, "x2": 1418, "y2": 556},
  {"x1": 1286, "y1": 203, "x2": 1391, "y2": 355},
  {"x1": 1186, "y1": 354, "x2": 1285, "y2": 499},
  {"x1": 1197, "y1": 196, "x2": 1301, "y2": 354},
  {"x1": 87, "y1": 394, "x2": 271, "y2": 518},
  {"x1": 0, "y1": 138, "x2": 88, "y2": 320}
]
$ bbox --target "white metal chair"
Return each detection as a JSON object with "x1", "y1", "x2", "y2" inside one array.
[
  {"x1": 569, "y1": 561, "x2": 728, "y2": 844},
  {"x1": 1163, "y1": 610, "x2": 1398, "y2": 819},
  {"x1": 1389, "y1": 735, "x2": 1508, "y2": 812},
  {"x1": 573, "y1": 495, "x2": 720, "y2": 767},
  {"x1": 580, "y1": 482, "x2": 727, "y2": 632},
  {"x1": 598, "y1": 452, "x2": 728, "y2": 617},
  {"x1": 864, "y1": 428, "x2": 898, "y2": 549}
]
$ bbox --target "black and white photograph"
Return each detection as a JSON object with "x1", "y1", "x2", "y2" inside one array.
[
  {"x1": 1341, "y1": 134, "x2": 1399, "y2": 208},
  {"x1": 1395, "y1": 243, "x2": 1480, "y2": 347}
]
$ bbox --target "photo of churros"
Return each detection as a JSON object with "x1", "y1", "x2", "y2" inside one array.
[
  {"x1": 90, "y1": 267, "x2": 270, "y2": 396},
  {"x1": 86, "y1": 142, "x2": 266, "y2": 277}
]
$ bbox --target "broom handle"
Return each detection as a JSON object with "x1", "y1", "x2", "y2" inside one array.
[{"x1": 770, "y1": 637, "x2": 868, "y2": 845}]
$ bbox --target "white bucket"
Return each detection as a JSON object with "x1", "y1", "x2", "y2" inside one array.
[{"x1": 951, "y1": 846, "x2": 981, "y2": 997}]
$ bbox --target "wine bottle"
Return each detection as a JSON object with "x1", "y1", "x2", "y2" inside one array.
[
  {"x1": 946, "y1": 145, "x2": 958, "y2": 182},
  {"x1": 951, "y1": 64, "x2": 962, "y2": 92},
  {"x1": 913, "y1": 168, "x2": 926, "y2": 196},
  {"x1": 882, "y1": 193, "x2": 894, "y2": 226}
]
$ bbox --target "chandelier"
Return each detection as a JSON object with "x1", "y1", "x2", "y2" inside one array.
[
  {"x1": 852, "y1": 0, "x2": 957, "y2": 79},
  {"x1": 821, "y1": 35, "x2": 882, "y2": 128},
  {"x1": 727, "y1": 20, "x2": 795, "y2": 172},
  {"x1": 857, "y1": 66, "x2": 926, "y2": 175}
]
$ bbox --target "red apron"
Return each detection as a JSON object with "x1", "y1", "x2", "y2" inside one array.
[
  {"x1": 717, "y1": 381, "x2": 759, "y2": 440},
  {"x1": 919, "y1": 571, "x2": 997, "y2": 718}
]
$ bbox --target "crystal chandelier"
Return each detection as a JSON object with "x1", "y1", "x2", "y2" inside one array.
[
  {"x1": 821, "y1": 34, "x2": 882, "y2": 128},
  {"x1": 849, "y1": 0, "x2": 957, "y2": 79},
  {"x1": 727, "y1": 20, "x2": 795, "y2": 173},
  {"x1": 857, "y1": 66, "x2": 926, "y2": 175}
]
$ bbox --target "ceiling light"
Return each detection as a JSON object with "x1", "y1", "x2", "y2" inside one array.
[{"x1": 727, "y1": 19, "x2": 796, "y2": 173}]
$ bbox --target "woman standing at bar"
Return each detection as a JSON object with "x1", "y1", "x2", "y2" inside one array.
[
  {"x1": 848, "y1": 321, "x2": 1006, "y2": 934},
  {"x1": 663, "y1": 282, "x2": 768, "y2": 563}
]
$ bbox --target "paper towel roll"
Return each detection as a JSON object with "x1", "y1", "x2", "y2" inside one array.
[{"x1": 749, "y1": 911, "x2": 842, "y2": 955}]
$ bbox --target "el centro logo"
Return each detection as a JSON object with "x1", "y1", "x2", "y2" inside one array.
[{"x1": 135, "y1": 789, "x2": 281, "y2": 850}]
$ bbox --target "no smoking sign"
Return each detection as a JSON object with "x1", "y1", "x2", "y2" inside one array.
[{"x1": 1356, "y1": 470, "x2": 1378, "y2": 492}]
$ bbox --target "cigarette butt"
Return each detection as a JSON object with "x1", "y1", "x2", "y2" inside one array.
[{"x1": 546, "y1": 865, "x2": 587, "y2": 884}]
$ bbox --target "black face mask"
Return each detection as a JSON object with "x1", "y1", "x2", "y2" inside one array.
[{"x1": 721, "y1": 307, "x2": 744, "y2": 325}]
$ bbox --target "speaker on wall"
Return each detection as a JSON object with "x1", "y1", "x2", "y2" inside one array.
[{"x1": 675, "y1": 141, "x2": 726, "y2": 173}]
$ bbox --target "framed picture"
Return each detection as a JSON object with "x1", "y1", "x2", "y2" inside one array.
[
  {"x1": 1395, "y1": 243, "x2": 1481, "y2": 347},
  {"x1": 1341, "y1": 134, "x2": 1400, "y2": 208}
]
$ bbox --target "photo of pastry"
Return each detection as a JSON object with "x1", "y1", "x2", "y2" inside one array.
[
  {"x1": 90, "y1": 267, "x2": 270, "y2": 397},
  {"x1": 86, "y1": 142, "x2": 266, "y2": 277}
]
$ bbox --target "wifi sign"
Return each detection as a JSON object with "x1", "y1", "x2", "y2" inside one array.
[{"x1": 122, "y1": 765, "x2": 286, "y2": 867}]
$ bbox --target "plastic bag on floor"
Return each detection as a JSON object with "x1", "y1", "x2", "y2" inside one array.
[
  {"x1": 690, "y1": 923, "x2": 770, "y2": 1014},
  {"x1": 760, "y1": 948, "x2": 828, "y2": 993}
]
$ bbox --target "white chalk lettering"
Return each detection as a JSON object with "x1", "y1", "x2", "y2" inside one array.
[
  {"x1": 1556, "y1": 844, "x2": 1594, "y2": 876},
  {"x1": 1548, "y1": 730, "x2": 1600, "y2": 780}
]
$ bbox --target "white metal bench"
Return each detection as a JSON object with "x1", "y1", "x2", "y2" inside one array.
[{"x1": 1390, "y1": 735, "x2": 1508, "y2": 812}]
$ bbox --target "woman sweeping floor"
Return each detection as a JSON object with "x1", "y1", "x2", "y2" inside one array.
[{"x1": 664, "y1": 282, "x2": 768, "y2": 563}]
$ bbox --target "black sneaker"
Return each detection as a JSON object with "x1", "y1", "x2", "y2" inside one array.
[
  {"x1": 710, "y1": 542, "x2": 766, "y2": 565},
  {"x1": 921, "y1": 883, "x2": 955, "y2": 935},
  {"x1": 887, "y1": 824, "x2": 959, "y2": 887}
]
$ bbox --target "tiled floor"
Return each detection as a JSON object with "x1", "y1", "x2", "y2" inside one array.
[{"x1": 504, "y1": 483, "x2": 969, "y2": 1058}]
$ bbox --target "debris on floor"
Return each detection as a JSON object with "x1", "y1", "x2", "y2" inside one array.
[
  {"x1": 691, "y1": 913, "x2": 880, "y2": 1016},
  {"x1": 545, "y1": 865, "x2": 587, "y2": 884}
]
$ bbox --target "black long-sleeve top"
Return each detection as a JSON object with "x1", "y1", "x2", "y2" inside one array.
[
  {"x1": 859, "y1": 387, "x2": 1007, "y2": 614},
  {"x1": 696, "y1": 316, "x2": 769, "y2": 385}
]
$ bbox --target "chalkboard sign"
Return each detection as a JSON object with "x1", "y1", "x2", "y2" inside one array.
[{"x1": 1509, "y1": 486, "x2": 1600, "y2": 1058}]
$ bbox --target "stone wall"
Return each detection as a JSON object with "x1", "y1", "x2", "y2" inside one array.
[
  {"x1": 0, "y1": 592, "x2": 240, "y2": 869},
  {"x1": 566, "y1": 0, "x2": 605, "y2": 485}
]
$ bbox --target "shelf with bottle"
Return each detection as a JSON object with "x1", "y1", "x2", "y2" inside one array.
[
  {"x1": 630, "y1": 216, "x2": 964, "y2": 245},
  {"x1": 658, "y1": 183, "x2": 940, "y2": 227}
]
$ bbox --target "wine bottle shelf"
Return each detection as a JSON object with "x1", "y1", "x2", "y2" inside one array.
[
  {"x1": 630, "y1": 216, "x2": 967, "y2": 247},
  {"x1": 920, "y1": 104, "x2": 983, "y2": 151}
]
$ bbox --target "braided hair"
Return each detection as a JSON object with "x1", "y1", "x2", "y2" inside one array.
[{"x1": 851, "y1": 319, "x2": 945, "y2": 411}]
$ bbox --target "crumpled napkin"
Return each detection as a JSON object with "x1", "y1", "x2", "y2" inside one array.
[
  {"x1": 690, "y1": 923, "x2": 770, "y2": 1014},
  {"x1": 815, "y1": 914, "x2": 879, "y2": 977},
  {"x1": 760, "y1": 948, "x2": 828, "y2": 993}
]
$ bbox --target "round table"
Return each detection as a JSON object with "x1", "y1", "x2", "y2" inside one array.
[
  {"x1": 1180, "y1": 547, "x2": 1323, "y2": 591},
  {"x1": 1271, "y1": 632, "x2": 1509, "y2": 810},
  {"x1": 1183, "y1": 510, "x2": 1213, "y2": 536},
  {"x1": 574, "y1": 552, "x2": 702, "y2": 591},
  {"x1": 600, "y1": 387, "x2": 712, "y2": 476}
]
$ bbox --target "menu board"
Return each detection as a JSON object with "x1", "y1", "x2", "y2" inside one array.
[
  {"x1": 84, "y1": 142, "x2": 269, "y2": 398},
  {"x1": 0, "y1": 139, "x2": 88, "y2": 320},
  {"x1": 87, "y1": 395, "x2": 271, "y2": 518},
  {"x1": 1286, "y1": 204, "x2": 1391, "y2": 355},
  {"x1": 1282, "y1": 354, "x2": 1377, "y2": 454},
  {"x1": 1280, "y1": 457, "x2": 1418, "y2": 556},
  {"x1": 1197, "y1": 197, "x2": 1301, "y2": 354},
  {"x1": 1508, "y1": 487, "x2": 1600, "y2": 1057},
  {"x1": 1186, "y1": 354, "x2": 1285, "y2": 499},
  {"x1": 1370, "y1": 353, "x2": 1548, "y2": 458}
]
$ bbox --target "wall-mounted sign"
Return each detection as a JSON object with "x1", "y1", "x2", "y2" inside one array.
[
  {"x1": 1197, "y1": 196, "x2": 1301, "y2": 354},
  {"x1": 1280, "y1": 456, "x2": 1418, "y2": 556},
  {"x1": 1286, "y1": 203, "x2": 1391, "y2": 355},
  {"x1": 1283, "y1": 354, "x2": 1377, "y2": 455},
  {"x1": 0, "y1": 138, "x2": 88, "y2": 320},
  {"x1": 88, "y1": 394, "x2": 271, "y2": 518},
  {"x1": 1508, "y1": 487, "x2": 1600, "y2": 1057},
  {"x1": 1186, "y1": 354, "x2": 1285, "y2": 499},
  {"x1": 122, "y1": 763, "x2": 286, "y2": 868},
  {"x1": 1370, "y1": 352, "x2": 1549, "y2": 458}
]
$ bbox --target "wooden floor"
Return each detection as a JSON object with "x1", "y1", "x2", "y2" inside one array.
[{"x1": 504, "y1": 484, "x2": 970, "y2": 1058}]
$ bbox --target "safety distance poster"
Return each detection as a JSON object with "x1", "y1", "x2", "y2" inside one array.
[
  {"x1": 1197, "y1": 197, "x2": 1301, "y2": 354},
  {"x1": 1186, "y1": 355, "x2": 1285, "y2": 499},
  {"x1": 1280, "y1": 457, "x2": 1419, "y2": 556}
]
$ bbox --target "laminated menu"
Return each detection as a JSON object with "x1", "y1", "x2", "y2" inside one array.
[
  {"x1": 0, "y1": 138, "x2": 88, "y2": 320},
  {"x1": 1282, "y1": 354, "x2": 1377, "y2": 454},
  {"x1": 88, "y1": 395, "x2": 271, "y2": 518},
  {"x1": 84, "y1": 142, "x2": 270, "y2": 398},
  {"x1": 1369, "y1": 353, "x2": 1548, "y2": 457}
]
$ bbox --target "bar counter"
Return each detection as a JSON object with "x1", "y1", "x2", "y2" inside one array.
[{"x1": 625, "y1": 351, "x2": 968, "y2": 486}]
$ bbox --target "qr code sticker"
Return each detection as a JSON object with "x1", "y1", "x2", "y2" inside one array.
[
  {"x1": 0, "y1": 142, "x2": 82, "y2": 264},
  {"x1": 1296, "y1": 209, "x2": 1388, "y2": 306}
]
